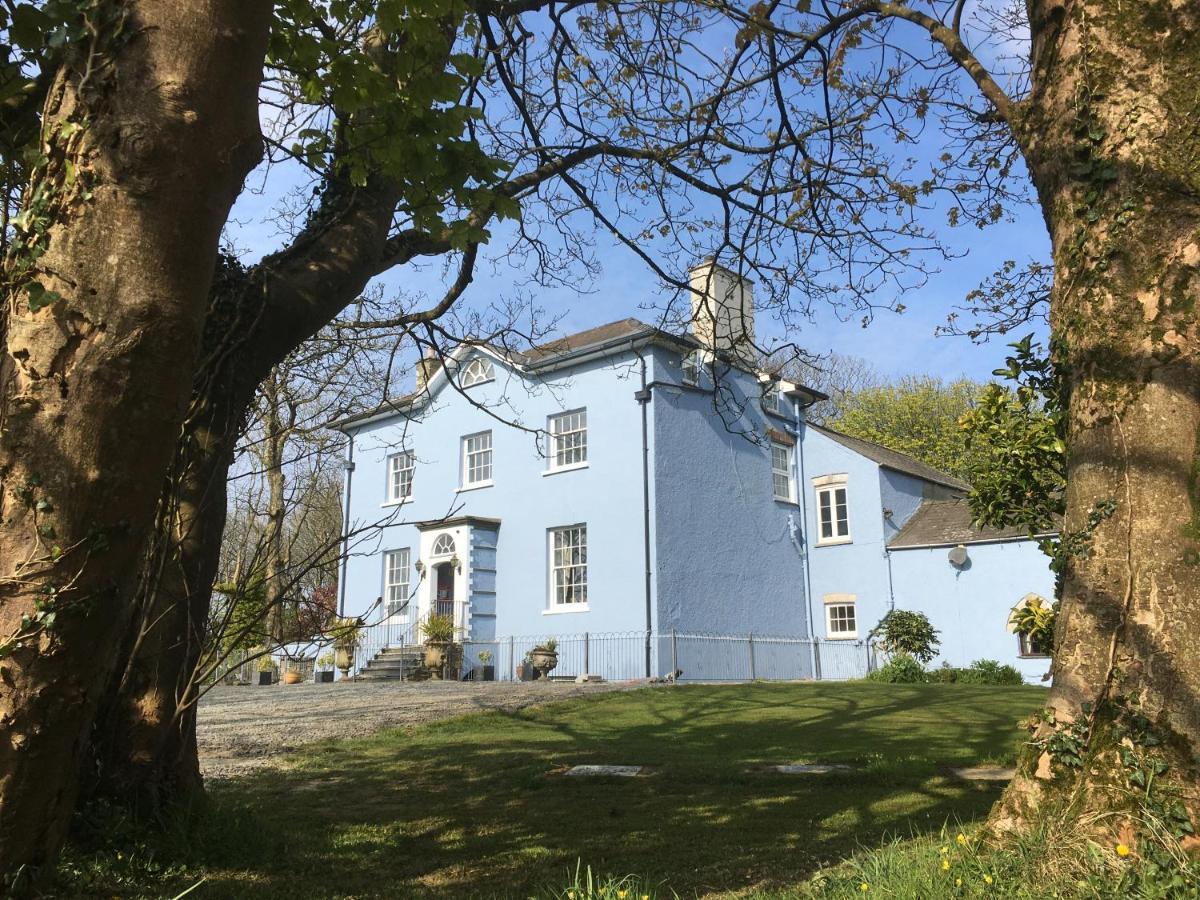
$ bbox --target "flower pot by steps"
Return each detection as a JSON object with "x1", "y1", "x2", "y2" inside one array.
[
  {"x1": 315, "y1": 670, "x2": 334, "y2": 683},
  {"x1": 258, "y1": 671, "x2": 273, "y2": 686},
  {"x1": 283, "y1": 671, "x2": 303, "y2": 685},
  {"x1": 424, "y1": 640, "x2": 448, "y2": 679},
  {"x1": 482, "y1": 665, "x2": 495, "y2": 681},
  {"x1": 334, "y1": 645, "x2": 354, "y2": 678}
]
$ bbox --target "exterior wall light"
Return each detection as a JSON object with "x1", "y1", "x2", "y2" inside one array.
[{"x1": 414, "y1": 559, "x2": 425, "y2": 575}]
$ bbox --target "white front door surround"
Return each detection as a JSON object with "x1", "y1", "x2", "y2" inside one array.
[{"x1": 417, "y1": 526, "x2": 470, "y2": 638}]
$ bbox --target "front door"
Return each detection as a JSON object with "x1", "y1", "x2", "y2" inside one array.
[{"x1": 435, "y1": 562, "x2": 454, "y2": 619}]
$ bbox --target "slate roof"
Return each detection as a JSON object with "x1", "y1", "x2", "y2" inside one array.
[
  {"x1": 888, "y1": 497, "x2": 1055, "y2": 548},
  {"x1": 515, "y1": 318, "x2": 688, "y2": 363},
  {"x1": 334, "y1": 317, "x2": 825, "y2": 430},
  {"x1": 808, "y1": 424, "x2": 971, "y2": 493}
]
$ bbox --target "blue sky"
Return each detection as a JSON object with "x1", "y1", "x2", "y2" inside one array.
[{"x1": 232, "y1": 2, "x2": 1050, "y2": 388}]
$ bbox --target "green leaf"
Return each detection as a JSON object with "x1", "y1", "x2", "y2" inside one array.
[{"x1": 26, "y1": 282, "x2": 62, "y2": 312}]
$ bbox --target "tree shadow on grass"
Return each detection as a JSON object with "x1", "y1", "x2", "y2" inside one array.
[{"x1": 172, "y1": 684, "x2": 1042, "y2": 899}]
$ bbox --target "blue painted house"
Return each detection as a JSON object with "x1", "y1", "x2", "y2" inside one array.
[{"x1": 333, "y1": 261, "x2": 1055, "y2": 681}]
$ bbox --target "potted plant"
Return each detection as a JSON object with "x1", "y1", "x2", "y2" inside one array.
[
  {"x1": 517, "y1": 650, "x2": 535, "y2": 681},
  {"x1": 329, "y1": 616, "x2": 362, "y2": 677},
  {"x1": 282, "y1": 663, "x2": 304, "y2": 685},
  {"x1": 530, "y1": 639, "x2": 558, "y2": 679},
  {"x1": 421, "y1": 613, "x2": 454, "y2": 679},
  {"x1": 315, "y1": 652, "x2": 335, "y2": 683},
  {"x1": 477, "y1": 650, "x2": 495, "y2": 682},
  {"x1": 256, "y1": 655, "x2": 276, "y2": 686}
]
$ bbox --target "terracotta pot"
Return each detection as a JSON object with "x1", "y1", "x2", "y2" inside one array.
[{"x1": 283, "y1": 671, "x2": 303, "y2": 685}]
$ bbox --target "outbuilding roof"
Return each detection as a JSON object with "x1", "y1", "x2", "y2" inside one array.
[
  {"x1": 807, "y1": 424, "x2": 971, "y2": 493},
  {"x1": 888, "y1": 497, "x2": 1056, "y2": 548}
]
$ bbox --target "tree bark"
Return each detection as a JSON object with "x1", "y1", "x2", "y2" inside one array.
[
  {"x1": 0, "y1": 2, "x2": 269, "y2": 885},
  {"x1": 993, "y1": 0, "x2": 1200, "y2": 838},
  {"x1": 83, "y1": 258, "x2": 262, "y2": 815},
  {"x1": 84, "y1": 180, "x2": 414, "y2": 814}
]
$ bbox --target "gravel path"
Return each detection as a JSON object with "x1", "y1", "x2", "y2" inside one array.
[{"x1": 198, "y1": 680, "x2": 633, "y2": 780}]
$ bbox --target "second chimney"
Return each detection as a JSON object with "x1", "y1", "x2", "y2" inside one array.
[
  {"x1": 688, "y1": 259, "x2": 755, "y2": 359},
  {"x1": 415, "y1": 346, "x2": 442, "y2": 393}
]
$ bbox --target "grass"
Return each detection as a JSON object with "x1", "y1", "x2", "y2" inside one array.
[{"x1": 57, "y1": 682, "x2": 1046, "y2": 898}]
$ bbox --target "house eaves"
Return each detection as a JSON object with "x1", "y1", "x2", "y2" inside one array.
[{"x1": 807, "y1": 424, "x2": 971, "y2": 493}]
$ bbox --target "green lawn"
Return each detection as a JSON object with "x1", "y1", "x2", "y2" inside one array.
[{"x1": 60, "y1": 682, "x2": 1045, "y2": 899}]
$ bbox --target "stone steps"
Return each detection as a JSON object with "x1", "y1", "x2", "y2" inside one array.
[{"x1": 355, "y1": 645, "x2": 426, "y2": 681}]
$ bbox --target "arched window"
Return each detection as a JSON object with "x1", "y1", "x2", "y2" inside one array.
[
  {"x1": 461, "y1": 357, "x2": 495, "y2": 387},
  {"x1": 432, "y1": 534, "x2": 456, "y2": 557}
]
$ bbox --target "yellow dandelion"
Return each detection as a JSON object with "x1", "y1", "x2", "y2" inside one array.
[
  {"x1": 956, "y1": 878, "x2": 963, "y2": 887},
  {"x1": 939, "y1": 846, "x2": 949, "y2": 855},
  {"x1": 860, "y1": 883, "x2": 870, "y2": 892},
  {"x1": 956, "y1": 833, "x2": 967, "y2": 845},
  {"x1": 1116, "y1": 843, "x2": 1131, "y2": 857},
  {"x1": 984, "y1": 874, "x2": 994, "y2": 885},
  {"x1": 942, "y1": 859, "x2": 951, "y2": 871},
  {"x1": 618, "y1": 893, "x2": 628, "y2": 900},
  {"x1": 568, "y1": 892, "x2": 575, "y2": 900}
]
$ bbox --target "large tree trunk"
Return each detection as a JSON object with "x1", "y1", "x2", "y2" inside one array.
[
  {"x1": 84, "y1": 182, "x2": 408, "y2": 815},
  {"x1": 0, "y1": 3, "x2": 269, "y2": 886},
  {"x1": 993, "y1": 0, "x2": 1200, "y2": 841},
  {"x1": 83, "y1": 259, "x2": 261, "y2": 815}
]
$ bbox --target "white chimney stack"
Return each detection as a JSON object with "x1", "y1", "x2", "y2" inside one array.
[
  {"x1": 688, "y1": 259, "x2": 755, "y2": 359},
  {"x1": 415, "y1": 346, "x2": 442, "y2": 393}
]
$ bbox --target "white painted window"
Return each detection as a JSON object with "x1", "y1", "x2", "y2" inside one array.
[
  {"x1": 771, "y1": 440, "x2": 795, "y2": 502},
  {"x1": 761, "y1": 383, "x2": 780, "y2": 414},
  {"x1": 549, "y1": 409, "x2": 588, "y2": 469},
  {"x1": 461, "y1": 357, "x2": 495, "y2": 387},
  {"x1": 432, "y1": 533, "x2": 456, "y2": 557},
  {"x1": 1018, "y1": 632, "x2": 1051, "y2": 658},
  {"x1": 824, "y1": 594, "x2": 857, "y2": 639},
  {"x1": 462, "y1": 431, "x2": 493, "y2": 486},
  {"x1": 550, "y1": 524, "x2": 588, "y2": 607},
  {"x1": 815, "y1": 478, "x2": 851, "y2": 544},
  {"x1": 386, "y1": 451, "x2": 414, "y2": 503},
  {"x1": 384, "y1": 548, "x2": 411, "y2": 616},
  {"x1": 682, "y1": 351, "x2": 701, "y2": 385}
]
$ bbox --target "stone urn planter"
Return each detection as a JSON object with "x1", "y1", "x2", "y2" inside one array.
[
  {"x1": 530, "y1": 645, "x2": 559, "y2": 679},
  {"x1": 334, "y1": 645, "x2": 354, "y2": 678},
  {"x1": 423, "y1": 640, "x2": 449, "y2": 679}
]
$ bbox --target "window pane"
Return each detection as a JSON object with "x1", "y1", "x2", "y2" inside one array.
[
  {"x1": 385, "y1": 548, "x2": 411, "y2": 616},
  {"x1": 550, "y1": 525, "x2": 588, "y2": 606},
  {"x1": 550, "y1": 409, "x2": 588, "y2": 468},
  {"x1": 464, "y1": 432, "x2": 493, "y2": 484}
]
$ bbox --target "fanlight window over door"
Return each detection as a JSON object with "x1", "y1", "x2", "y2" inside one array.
[
  {"x1": 432, "y1": 534, "x2": 456, "y2": 557},
  {"x1": 461, "y1": 357, "x2": 494, "y2": 387}
]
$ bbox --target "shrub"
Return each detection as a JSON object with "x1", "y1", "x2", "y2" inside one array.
[
  {"x1": 865, "y1": 655, "x2": 928, "y2": 683},
  {"x1": 871, "y1": 610, "x2": 940, "y2": 664},
  {"x1": 958, "y1": 659, "x2": 1025, "y2": 685},
  {"x1": 928, "y1": 660, "x2": 1025, "y2": 685},
  {"x1": 421, "y1": 613, "x2": 454, "y2": 643}
]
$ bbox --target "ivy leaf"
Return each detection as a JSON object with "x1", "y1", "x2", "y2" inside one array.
[{"x1": 26, "y1": 282, "x2": 62, "y2": 312}]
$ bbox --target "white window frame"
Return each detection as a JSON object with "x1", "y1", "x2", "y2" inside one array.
[
  {"x1": 824, "y1": 594, "x2": 858, "y2": 639},
  {"x1": 384, "y1": 548, "x2": 411, "y2": 617},
  {"x1": 1018, "y1": 632, "x2": 1052, "y2": 659},
  {"x1": 461, "y1": 431, "x2": 493, "y2": 489},
  {"x1": 682, "y1": 350, "x2": 701, "y2": 385},
  {"x1": 547, "y1": 408, "x2": 588, "y2": 471},
  {"x1": 814, "y1": 475, "x2": 851, "y2": 545},
  {"x1": 460, "y1": 357, "x2": 495, "y2": 387},
  {"x1": 385, "y1": 450, "x2": 414, "y2": 504},
  {"x1": 771, "y1": 440, "x2": 795, "y2": 502},
  {"x1": 761, "y1": 382, "x2": 781, "y2": 415},
  {"x1": 547, "y1": 524, "x2": 588, "y2": 611}
]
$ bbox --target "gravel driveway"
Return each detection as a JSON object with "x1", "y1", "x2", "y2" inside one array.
[{"x1": 198, "y1": 680, "x2": 632, "y2": 780}]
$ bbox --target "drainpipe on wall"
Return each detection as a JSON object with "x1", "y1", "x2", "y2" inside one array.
[
  {"x1": 793, "y1": 396, "x2": 819, "y2": 678},
  {"x1": 337, "y1": 430, "x2": 356, "y2": 617},
  {"x1": 634, "y1": 347, "x2": 654, "y2": 679}
]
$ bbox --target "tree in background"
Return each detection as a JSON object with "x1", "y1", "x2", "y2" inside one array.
[{"x1": 829, "y1": 376, "x2": 989, "y2": 481}]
